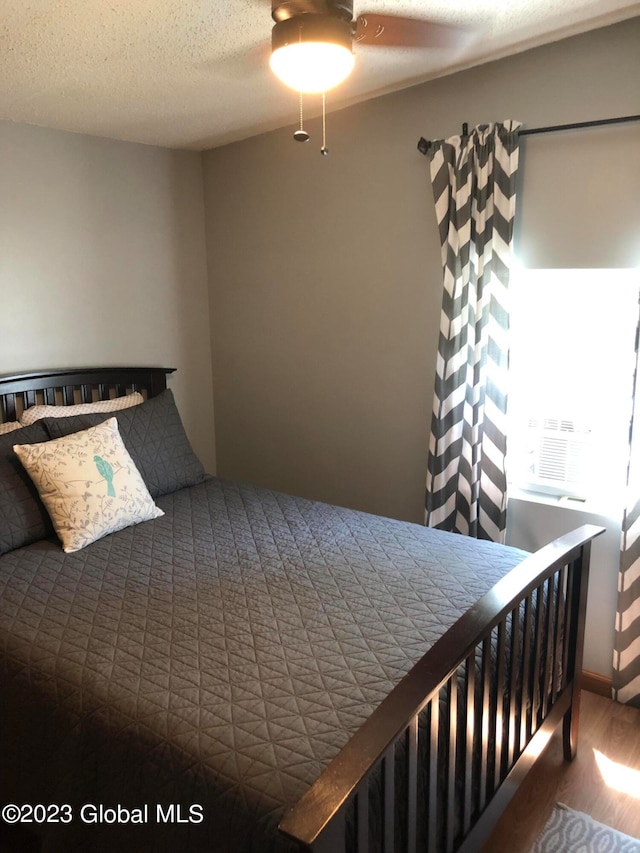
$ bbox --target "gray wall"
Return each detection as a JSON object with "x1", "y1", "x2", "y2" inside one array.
[
  {"x1": 203, "y1": 19, "x2": 640, "y2": 676},
  {"x1": 0, "y1": 122, "x2": 215, "y2": 471}
]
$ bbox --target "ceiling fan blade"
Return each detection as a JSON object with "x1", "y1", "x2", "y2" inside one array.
[{"x1": 354, "y1": 13, "x2": 468, "y2": 49}]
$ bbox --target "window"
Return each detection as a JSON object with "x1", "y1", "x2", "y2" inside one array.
[{"x1": 507, "y1": 268, "x2": 639, "y2": 508}]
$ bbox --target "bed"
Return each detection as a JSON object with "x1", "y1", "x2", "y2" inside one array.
[{"x1": 0, "y1": 366, "x2": 604, "y2": 853}]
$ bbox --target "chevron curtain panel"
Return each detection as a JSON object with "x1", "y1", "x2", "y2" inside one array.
[
  {"x1": 425, "y1": 121, "x2": 520, "y2": 543},
  {"x1": 614, "y1": 295, "x2": 640, "y2": 707}
]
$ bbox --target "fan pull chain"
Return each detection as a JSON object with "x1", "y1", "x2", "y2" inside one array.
[
  {"x1": 293, "y1": 91, "x2": 309, "y2": 142},
  {"x1": 320, "y1": 91, "x2": 328, "y2": 156}
]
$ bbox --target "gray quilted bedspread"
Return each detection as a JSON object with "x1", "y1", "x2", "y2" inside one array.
[{"x1": 0, "y1": 478, "x2": 528, "y2": 853}]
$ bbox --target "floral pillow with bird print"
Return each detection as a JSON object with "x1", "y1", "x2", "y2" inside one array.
[{"x1": 13, "y1": 417, "x2": 163, "y2": 553}]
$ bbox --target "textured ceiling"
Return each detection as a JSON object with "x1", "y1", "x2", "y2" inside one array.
[{"x1": 1, "y1": 0, "x2": 638, "y2": 150}]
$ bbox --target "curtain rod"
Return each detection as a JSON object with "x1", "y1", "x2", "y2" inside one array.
[{"x1": 417, "y1": 113, "x2": 640, "y2": 154}]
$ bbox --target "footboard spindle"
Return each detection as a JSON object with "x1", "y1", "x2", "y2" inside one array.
[{"x1": 279, "y1": 525, "x2": 604, "y2": 853}]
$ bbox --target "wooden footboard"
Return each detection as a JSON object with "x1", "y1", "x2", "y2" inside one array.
[{"x1": 279, "y1": 525, "x2": 604, "y2": 853}]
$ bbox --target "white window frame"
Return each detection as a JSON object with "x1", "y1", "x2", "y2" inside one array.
[{"x1": 506, "y1": 268, "x2": 639, "y2": 513}]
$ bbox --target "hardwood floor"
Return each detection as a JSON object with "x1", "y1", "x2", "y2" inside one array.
[{"x1": 484, "y1": 690, "x2": 640, "y2": 851}]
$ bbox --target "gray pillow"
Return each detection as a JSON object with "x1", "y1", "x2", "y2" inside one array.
[
  {"x1": 0, "y1": 422, "x2": 54, "y2": 555},
  {"x1": 42, "y1": 389, "x2": 205, "y2": 499}
]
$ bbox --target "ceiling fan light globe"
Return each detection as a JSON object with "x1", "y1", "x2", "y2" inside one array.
[{"x1": 270, "y1": 42, "x2": 354, "y2": 93}]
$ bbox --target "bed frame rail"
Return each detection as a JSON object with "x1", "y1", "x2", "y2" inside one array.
[
  {"x1": 279, "y1": 524, "x2": 604, "y2": 853},
  {"x1": 0, "y1": 367, "x2": 174, "y2": 423}
]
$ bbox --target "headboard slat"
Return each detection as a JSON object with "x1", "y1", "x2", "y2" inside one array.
[
  {"x1": 0, "y1": 367, "x2": 175, "y2": 425},
  {"x1": 3, "y1": 393, "x2": 17, "y2": 422}
]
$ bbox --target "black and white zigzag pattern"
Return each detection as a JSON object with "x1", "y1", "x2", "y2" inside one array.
[
  {"x1": 425, "y1": 122, "x2": 520, "y2": 543},
  {"x1": 613, "y1": 294, "x2": 640, "y2": 707}
]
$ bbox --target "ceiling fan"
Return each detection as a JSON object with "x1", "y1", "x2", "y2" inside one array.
[{"x1": 269, "y1": 0, "x2": 469, "y2": 94}]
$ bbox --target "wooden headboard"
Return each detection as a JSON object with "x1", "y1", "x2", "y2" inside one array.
[{"x1": 0, "y1": 367, "x2": 175, "y2": 424}]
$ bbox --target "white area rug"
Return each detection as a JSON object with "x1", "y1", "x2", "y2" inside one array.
[{"x1": 532, "y1": 804, "x2": 640, "y2": 852}]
